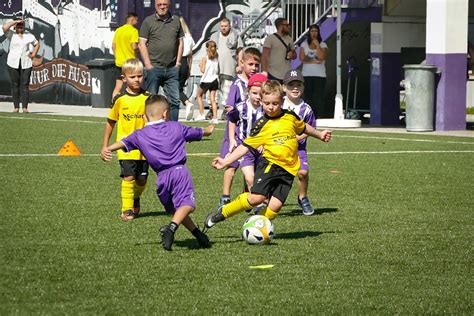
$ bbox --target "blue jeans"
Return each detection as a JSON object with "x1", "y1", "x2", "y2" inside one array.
[{"x1": 145, "y1": 66, "x2": 180, "y2": 121}]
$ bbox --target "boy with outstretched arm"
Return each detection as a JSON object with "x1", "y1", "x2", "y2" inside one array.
[
  {"x1": 102, "y1": 95, "x2": 215, "y2": 251},
  {"x1": 204, "y1": 81, "x2": 331, "y2": 231}
]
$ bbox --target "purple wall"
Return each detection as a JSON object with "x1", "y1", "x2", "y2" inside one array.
[
  {"x1": 426, "y1": 53, "x2": 467, "y2": 131},
  {"x1": 370, "y1": 52, "x2": 401, "y2": 125}
]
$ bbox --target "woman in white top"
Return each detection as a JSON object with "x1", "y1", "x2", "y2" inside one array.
[
  {"x1": 178, "y1": 17, "x2": 196, "y2": 121},
  {"x1": 299, "y1": 24, "x2": 327, "y2": 118},
  {"x1": 195, "y1": 40, "x2": 219, "y2": 124},
  {"x1": 2, "y1": 18, "x2": 40, "y2": 113}
]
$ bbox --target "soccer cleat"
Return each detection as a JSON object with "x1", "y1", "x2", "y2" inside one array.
[
  {"x1": 298, "y1": 196, "x2": 315, "y2": 216},
  {"x1": 120, "y1": 210, "x2": 135, "y2": 222},
  {"x1": 159, "y1": 225, "x2": 175, "y2": 251},
  {"x1": 251, "y1": 202, "x2": 268, "y2": 215},
  {"x1": 218, "y1": 197, "x2": 231, "y2": 208},
  {"x1": 194, "y1": 230, "x2": 211, "y2": 248},
  {"x1": 133, "y1": 198, "x2": 140, "y2": 216},
  {"x1": 203, "y1": 206, "x2": 225, "y2": 232}
]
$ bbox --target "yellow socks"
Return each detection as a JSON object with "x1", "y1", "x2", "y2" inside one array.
[
  {"x1": 263, "y1": 208, "x2": 279, "y2": 220},
  {"x1": 121, "y1": 180, "x2": 135, "y2": 212},
  {"x1": 222, "y1": 192, "x2": 252, "y2": 218},
  {"x1": 134, "y1": 182, "x2": 146, "y2": 199}
]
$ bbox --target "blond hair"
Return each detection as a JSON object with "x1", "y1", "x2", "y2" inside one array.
[
  {"x1": 260, "y1": 80, "x2": 284, "y2": 98},
  {"x1": 145, "y1": 94, "x2": 170, "y2": 119},
  {"x1": 121, "y1": 58, "x2": 144, "y2": 75}
]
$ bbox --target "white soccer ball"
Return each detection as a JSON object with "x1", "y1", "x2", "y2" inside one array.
[{"x1": 242, "y1": 215, "x2": 275, "y2": 245}]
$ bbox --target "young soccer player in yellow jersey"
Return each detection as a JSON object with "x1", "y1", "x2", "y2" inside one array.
[
  {"x1": 204, "y1": 81, "x2": 331, "y2": 230},
  {"x1": 100, "y1": 58, "x2": 149, "y2": 221},
  {"x1": 112, "y1": 12, "x2": 139, "y2": 97}
]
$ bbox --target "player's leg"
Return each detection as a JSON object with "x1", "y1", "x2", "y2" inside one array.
[
  {"x1": 220, "y1": 167, "x2": 235, "y2": 205},
  {"x1": 132, "y1": 161, "x2": 149, "y2": 216},
  {"x1": 297, "y1": 150, "x2": 314, "y2": 215},
  {"x1": 181, "y1": 216, "x2": 211, "y2": 248},
  {"x1": 119, "y1": 160, "x2": 138, "y2": 221}
]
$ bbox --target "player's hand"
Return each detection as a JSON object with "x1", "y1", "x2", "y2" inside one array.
[
  {"x1": 203, "y1": 124, "x2": 215, "y2": 136},
  {"x1": 320, "y1": 130, "x2": 332, "y2": 142},
  {"x1": 100, "y1": 147, "x2": 112, "y2": 162},
  {"x1": 212, "y1": 157, "x2": 226, "y2": 170}
]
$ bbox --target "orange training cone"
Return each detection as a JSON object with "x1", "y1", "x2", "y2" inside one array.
[{"x1": 58, "y1": 139, "x2": 81, "y2": 156}]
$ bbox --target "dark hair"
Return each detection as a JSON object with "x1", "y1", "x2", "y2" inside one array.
[
  {"x1": 274, "y1": 18, "x2": 287, "y2": 28},
  {"x1": 126, "y1": 12, "x2": 138, "y2": 21},
  {"x1": 307, "y1": 24, "x2": 322, "y2": 44}
]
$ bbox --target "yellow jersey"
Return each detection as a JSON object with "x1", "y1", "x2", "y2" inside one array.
[
  {"x1": 108, "y1": 90, "x2": 149, "y2": 160},
  {"x1": 243, "y1": 110, "x2": 306, "y2": 176},
  {"x1": 113, "y1": 24, "x2": 139, "y2": 67}
]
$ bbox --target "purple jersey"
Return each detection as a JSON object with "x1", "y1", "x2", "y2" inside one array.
[
  {"x1": 220, "y1": 75, "x2": 249, "y2": 167},
  {"x1": 228, "y1": 99, "x2": 264, "y2": 143},
  {"x1": 121, "y1": 120, "x2": 203, "y2": 173},
  {"x1": 282, "y1": 97, "x2": 316, "y2": 150}
]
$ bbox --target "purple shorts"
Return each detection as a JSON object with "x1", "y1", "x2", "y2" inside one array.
[
  {"x1": 240, "y1": 148, "x2": 261, "y2": 168},
  {"x1": 219, "y1": 138, "x2": 239, "y2": 169},
  {"x1": 156, "y1": 165, "x2": 196, "y2": 214},
  {"x1": 298, "y1": 149, "x2": 309, "y2": 171}
]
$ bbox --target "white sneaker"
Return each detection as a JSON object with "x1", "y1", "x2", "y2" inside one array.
[
  {"x1": 194, "y1": 114, "x2": 206, "y2": 122},
  {"x1": 210, "y1": 118, "x2": 219, "y2": 124},
  {"x1": 185, "y1": 103, "x2": 194, "y2": 121}
]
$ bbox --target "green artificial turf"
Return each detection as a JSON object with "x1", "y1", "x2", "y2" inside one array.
[{"x1": 0, "y1": 112, "x2": 472, "y2": 314}]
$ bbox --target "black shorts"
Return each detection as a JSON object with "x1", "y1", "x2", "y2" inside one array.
[
  {"x1": 199, "y1": 79, "x2": 219, "y2": 92},
  {"x1": 119, "y1": 160, "x2": 149, "y2": 180},
  {"x1": 250, "y1": 158, "x2": 294, "y2": 204},
  {"x1": 113, "y1": 65, "x2": 122, "y2": 81}
]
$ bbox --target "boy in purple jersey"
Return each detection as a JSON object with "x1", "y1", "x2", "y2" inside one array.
[
  {"x1": 102, "y1": 95, "x2": 215, "y2": 251},
  {"x1": 282, "y1": 69, "x2": 317, "y2": 216},
  {"x1": 218, "y1": 47, "x2": 261, "y2": 207},
  {"x1": 227, "y1": 73, "x2": 267, "y2": 191}
]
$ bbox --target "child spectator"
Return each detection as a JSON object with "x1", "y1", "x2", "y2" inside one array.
[
  {"x1": 101, "y1": 95, "x2": 215, "y2": 251},
  {"x1": 282, "y1": 69, "x2": 316, "y2": 215},
  {"x1": 100, "y1": 58, "x2": 149, "y2": 222},
  {"x1": 217, "y1": 47, "x2": 261, "y2": 207},
  {"x1": 204, "y1": 81, "x2": 331, "y2": 230},
  {"x1": 227, "y1": 73, "x2": 268, "y2": 192},
  {"x1": 194, "y1": 40, "x2": 219, "y2": 124}
]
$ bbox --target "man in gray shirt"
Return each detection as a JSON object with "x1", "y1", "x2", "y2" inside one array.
[
  {"x1": 139, "y1": 0, "x2": 184, "y2": 121},
  {"x1": 210, "y1": 18, "x2": 243, "y2": 117}
]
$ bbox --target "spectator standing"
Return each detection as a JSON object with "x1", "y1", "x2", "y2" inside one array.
[
  {"x1": 299, "y1": 24, "x2": 328, "y2": 118},
  {"x1": 178, "y1": 17, "x2": 195, "y2": 121},
  {"x1": 210, "y1": 17, "x2": 243, "y2": 119},
  {"x1": 261, "y1": 17, "x2": 296, "y2": 83},
  {"x1": 2, "y1": 17, "x2": 39, "y2": 113},
  {"x1": 112, "y1": 12, "x2": 139, "y2": 97},
  {"x1": 195, "y1": 40, "x2": 219, "y2": 124},
  {"x1": 139, "y1": 0, "x2": 184, "y2": 121}
]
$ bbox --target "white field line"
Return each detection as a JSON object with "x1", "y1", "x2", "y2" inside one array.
[
  {"x1": 0, "y1": 150, "x2": 473, "y2": 158},
  {"x1": 337, "y1": 135, "x2": 474, "y2": 145}
]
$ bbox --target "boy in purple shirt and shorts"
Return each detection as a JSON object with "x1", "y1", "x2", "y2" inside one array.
[{"x1": 102, "y1": 94, "x2": 215, "y2": 251}]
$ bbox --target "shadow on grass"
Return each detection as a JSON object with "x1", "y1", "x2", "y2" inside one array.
[
  {"x1": 275, "y1": 230, "x2": 323, "y2": 239},
  {"x1": 279, "y1": 207, "x2": 338, "y2": 217}
]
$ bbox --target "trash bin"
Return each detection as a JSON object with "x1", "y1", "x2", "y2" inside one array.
[
  {"x1": 85, "y1": 58, "x2": 116, "y2": 108},
  {"x1": 403, "y1": 64, "x2": 437, "y2": 131}
]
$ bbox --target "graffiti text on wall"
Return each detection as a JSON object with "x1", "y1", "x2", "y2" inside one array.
[{"x1": 29, "y1": 58, "x2": 91, "y2": 93}]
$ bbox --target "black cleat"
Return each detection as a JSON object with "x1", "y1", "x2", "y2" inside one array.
[
  {"x1": 194, "y1": 230, "x2": 211, "y2": 248},
  {"x1": 159, "y1": 225, "x2": 175, "y2": 251},
  {"x1": 203, "y1": 206, "x2": 225, "y2": 233}
]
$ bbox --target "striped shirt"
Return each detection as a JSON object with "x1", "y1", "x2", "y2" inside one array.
[{"x1": 282, "y1": 97, "x2": 316, "y2": 150}]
